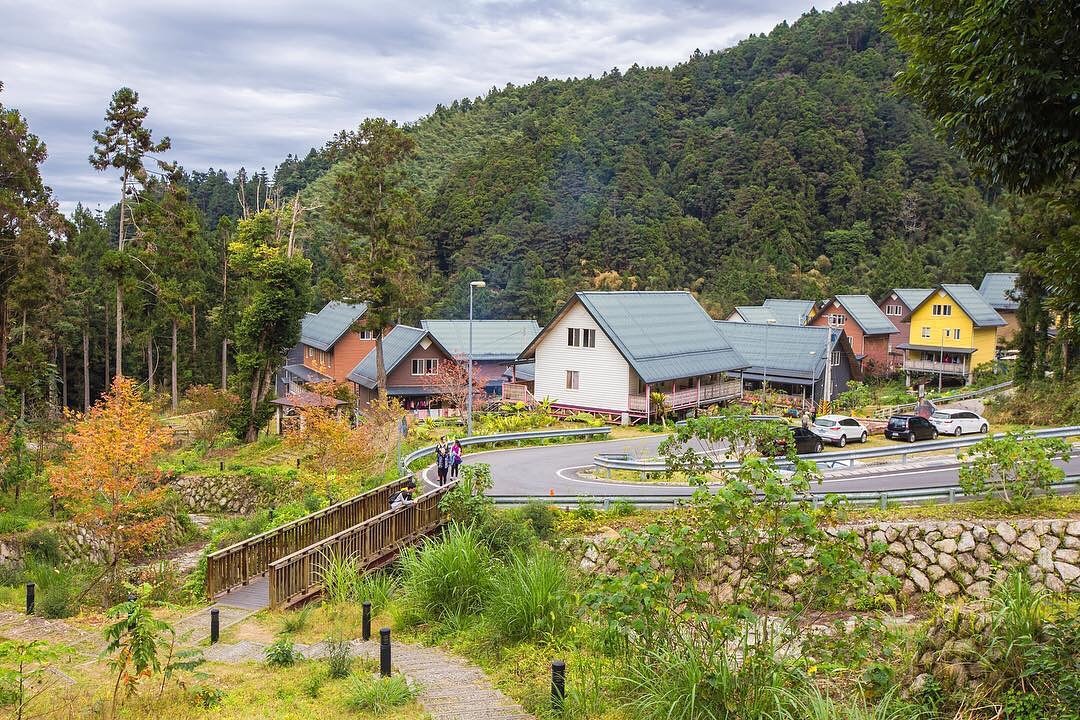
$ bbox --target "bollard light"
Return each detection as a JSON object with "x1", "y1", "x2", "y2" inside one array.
[
  {"x1": 380, "y1": 628, "x2": 391, "y2": 677},
  {"x1": 25, "y1": 583, "x2": 35, "y2": 615},
  {"x1": 210, "y1": 607, "x2": 220, "y2": 644},
  {"x1": 362, "y1": 601, "x2": 372, "y2": 641},
  {"x1": 551, "y1": 659, "x2": 566, "y2": 713}
]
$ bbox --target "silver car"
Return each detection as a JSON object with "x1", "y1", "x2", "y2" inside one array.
[
  {"x1": 930, "y1": 409, "x2": 989, "y2": 436},
  {"x1": 812, "y1": 414, "x2": 869, "y2": 447}
]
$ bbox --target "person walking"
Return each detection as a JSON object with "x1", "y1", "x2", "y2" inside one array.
[
  {"x1": 450, "y1": 439, "x2": 463, "y2": 479},
  {"x1": 435, "y1": 436, "x2": 451, "y2": 485},
  {"x1": 801, "y1": 410, "x2": 811, "y2": 429}
]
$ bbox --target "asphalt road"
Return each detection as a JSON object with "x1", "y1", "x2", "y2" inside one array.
[{"x1": 420, "y1": 435, "x2": 1080, "y2": 499}]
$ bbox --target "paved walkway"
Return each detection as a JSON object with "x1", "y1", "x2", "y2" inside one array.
[{"x1": 204, "y1": 636, "x2": 534, "y2": 720}]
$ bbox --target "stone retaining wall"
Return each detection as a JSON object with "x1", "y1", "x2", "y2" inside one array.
[
  {"x1": 167, "y1": 474, "x2": 274, "y2": 515},
  {"x1": 576, "y1": 518, "x2": 1080, "y2": 601}
]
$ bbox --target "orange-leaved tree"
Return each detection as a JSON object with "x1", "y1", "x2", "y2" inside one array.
[
  {"x1": 49, "y1": 376, "x2": 173, "y2": 577},
  {"x1": 286, "y1": 407, "x2": 376, "y2": 499}
]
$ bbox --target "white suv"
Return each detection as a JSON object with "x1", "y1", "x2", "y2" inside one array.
[
  {"x1": 812, "y1": 415, "x2": 869, "y2": 447},
  {"x1": 930, "y1": 409, "x2": 989, "y2": 436}
]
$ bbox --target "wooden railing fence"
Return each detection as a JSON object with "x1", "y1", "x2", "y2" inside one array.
[
  {"x1": 206, "y1": 477, "x2": 412, "y2": 598},
  {"x1": 267, "y1": 481, "x2": 457, "y2": 609}
]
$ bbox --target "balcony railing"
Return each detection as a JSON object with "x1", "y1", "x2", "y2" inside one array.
[
  {"x1": 903, "y1": 359, "x2": 969, "y2": 376},
  {"x1": 628, "y1": 379, "x2": 742, "y2": 413},
  {"x1": 501, "y1": 382, "x2": 534, "y2": 404}
]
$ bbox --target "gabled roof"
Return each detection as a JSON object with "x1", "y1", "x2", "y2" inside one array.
[
  {"x1": 347, "y1": 325, "x2": 451, "y2": 389},
  {"x1": 521, "y1": 291, "x2": 746, "y2": 384},
  {"x1": 270, "y1": 390, "x2": 345, "y2": 408},
  {"x1": 891, "y1": 288, "x2": 933, "y2": 310},
  {"x1": 916, "y1": 285, "x2": 1006, "y2": 328},
  {"x1": 762, "y1": 298, "x2": 816, "y2": 325},
  {"x1": 978, "y1": 272, "x2": 1021, "y2": 311},
  {"x1": 715, "y1": 321, "x2": 842, "y2": 380},
  {"x1": 420, "y1": 319, "x2": 540, "y2": 361},
  {"x1": 829, "y1": 295, "x2": 899, "y2": 336},
  {"x1": 731, "y1": 306, "x2": 779, "y2": 323},
  {"x1": 300, "y1": 301, "x2": 368, "y2": 351}
]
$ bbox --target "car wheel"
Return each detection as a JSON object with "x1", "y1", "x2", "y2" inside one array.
[
  {"x1": 908, "y1": 432, "x2": 916, "y2": 443},
  {"x1": 931, "y1": 430, "x2": 938, "y2": 440},
  {"x1": 860, "y1": 431, "x2": 868, "y2": 443},
  {"x1": 815, "y1": 442, "x2": 823, "y2": 453},
  {"x1": 980, "y1": 424, "x2": 988, "y2": 433},
  {"x1": 954, "y1": 426, "x2": 963, "y2": 437},
  {"x1": 838, "y1": 435, "x2": 847, "y2": 448}
]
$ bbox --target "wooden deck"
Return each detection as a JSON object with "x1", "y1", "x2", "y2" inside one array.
[{"x1": 214, "y1": 576, "x2": 270, "y2": 611}]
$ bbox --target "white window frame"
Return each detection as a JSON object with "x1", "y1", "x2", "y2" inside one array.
[
  {"x1": 567, "y1": 328, "x2": 581, "y2": 347},
  {"x1": 921, "y1": 326, "x2": 931, "y2": 339},
  {"x1": 411, "y1": 358, "x2": 439, "y2": 376},
  {"x1": 582, "y1": 328, "x2": 596, "y2": 348},
  {"x1": 831, "y1": 351, "x2": 841, "y2": 367},
  {"x1": 358, "y1": 329, "x2": 375, "y2": 340},
  {"x1": 565, "y1": 370, "x2": 579, "y2": 390},
  {"x1": 954, "y1": 328, "x2": 961, "y2": 341},
  {"x1": 884, "y1": 304, "x2": 903, "y2": 316},
  {"x1": 932, "y1": 304, "x2": 952, "y2": 316},
  {"x1": 827, "y1": 313, "x2": 846, "y2": 327}
]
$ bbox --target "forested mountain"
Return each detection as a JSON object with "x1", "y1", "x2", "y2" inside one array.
[{"x1": 357, "y1": 0, "x2": 1007, "y2": 320}]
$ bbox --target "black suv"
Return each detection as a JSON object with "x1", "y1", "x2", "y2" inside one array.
[
  {"x1": 763, "y1": 427, "x2": 825, "y2": 456},
  {"x1": 885, "y1": 415, "x2": 938, "y2": 443}
]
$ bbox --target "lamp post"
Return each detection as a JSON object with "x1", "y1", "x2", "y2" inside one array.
[
  {"x1": 467, "y1": 280, "x2": 486, "y2": 436},
  {"x1": 939, "y1": 329, "x2": 945, "y2": 393},
  {"x1": 762, "y1": 319, "x2": 776, "y2": 409},
  {"x1": 808, "y1": 351, "x2": 817, "y2": 414}
]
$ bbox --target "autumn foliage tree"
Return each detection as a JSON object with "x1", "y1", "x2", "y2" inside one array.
[
  {"x1": 286, "y1": 407, "x2": 375, "y2": 499},
  {"x1": 433, "y1": 357, "x2": 487, "y2": 415},
  {"x1": 49, "y1": 376, "x2": 172, "y2": 573}
]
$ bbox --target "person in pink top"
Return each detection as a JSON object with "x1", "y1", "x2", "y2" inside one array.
[{"x1": 450, "y1": 439, "x2": 463, "y2": 479}]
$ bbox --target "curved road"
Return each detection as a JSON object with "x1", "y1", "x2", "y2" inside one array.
[{"x1": 422, "y1": 435, "x2": 1080, "y2": 499}]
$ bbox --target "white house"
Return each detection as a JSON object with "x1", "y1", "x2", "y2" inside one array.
[{"x1": 514, "y1": 291, "x2": 747, "y2": 423}]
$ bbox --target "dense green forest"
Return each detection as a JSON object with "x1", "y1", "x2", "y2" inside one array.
[{"x1": 0, "y1": 0, "x2": 1032, "y2": 420}]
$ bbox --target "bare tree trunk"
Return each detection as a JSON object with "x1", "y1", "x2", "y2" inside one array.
[
  {"x1": 171, "y1": 319, "x2": 179, "y2": 412},
  {"x1": 221, "y1": 339, "x2": 228, "y2": 391},
  {"x1": 147, "y1": 337, "x2": 155, "y2": 391},
  {"x1": 115, "y1": 171, "x2": 128, "y2": 379},
  {"x1": 0, "y1": 295, "x2": 7, "y2": 387},
  {"x1": 191, "y1": 305, "x2": 197, "y2": 356},
  {"x1": 61, "y1": 348, "x2": 68, "y2": 409},
  {"x1": 104, "y1": 303, "x2": 110, "y2": 386},
  {"x1": 83, "y1": 327, "x2": 90, "y2": 410},
  {"x1": 375, "y1": 333, "x2": 387, "y2": 400}
]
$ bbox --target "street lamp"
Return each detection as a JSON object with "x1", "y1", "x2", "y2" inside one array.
[
  {"x1": 762, "y1": 319, "x2": 776, "y2": 409},
  {"x1": 808, "y1": 350, "x2": 817, "y2": 414},
  {"x1": 467, "y1": 280, "x2": 486, "y2": 436}
]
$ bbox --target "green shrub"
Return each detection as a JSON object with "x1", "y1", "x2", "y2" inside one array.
[
  {"x1": 190, "y1": 685, "x2": 224, "y2": 709},
  {"x1": 399, "y1": 523, "x2": 493, "y2": 621},
  {"x1": 279, "y1": 605, "x2": 313, "y2": 634},
  {"x1": 607, "y1": 498, "x2": 636, "y2": 517},
  {"x1": 572, "y1": 498, "x2": 596, "y2": 520},
  {"x1": 486, "y1": 549, "x2": 571, "y2": 641},
  {"x1": 477, "y1": 511, "x2": 536, "y2": 559},
  {"x1": 265, "y1": 637, "x2": 300, "y2": 667},
  {"x1": 22, "y1": 529, "x2": 61, "y2": 565},
  {"x1": 325, "y1": 636, "x2": 352, "y2": 679},
  {"x1": 28, "y1": 562, "x2": 76, "y2": 619},
  {"x1": 0, "y1": 515, "x2": 30, "y2": 534},
  {"x1": 517, "y1": 501, "x2": 556, "y2": 541},
  {"x1": 344, "y1": 674, "x2": 418, "y2": 713}
]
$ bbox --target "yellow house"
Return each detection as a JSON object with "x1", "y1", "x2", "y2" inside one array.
[{"x1": 898, "y1": 284, "x2": 1005, "y2": 386}]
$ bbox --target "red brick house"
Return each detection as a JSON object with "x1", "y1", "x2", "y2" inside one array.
[
  {"x1": 878, "y1": 289, "x2": 933, "y2": 370},
  {"x1": 277, "y1": 301, "x2": 375, "y2": 396},
  {"x1": 809, "y1": 295, "x2": 899, "y2": 376},
  {"x1": 347, "y1": 325, "x2": 456, "y2": 417}
]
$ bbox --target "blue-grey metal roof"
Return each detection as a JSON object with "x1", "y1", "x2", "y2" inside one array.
[
  {"x1": 347, "y1": 325, "x2": 447, "y2": 389},
  {"x1": 300, "y1": 301, "x2": 368, "y2": 351},
  {"x1": 732, "y1": 306, "x2": 779, "y2": 323},
  {"x1": 715, "y1": 321, "x2": 838, "y2": 381},
  {"x1": 762, "y1": 298, "x2": 816, "y2": 325},
  {"x1": 523, "y1": 291, "x2": 746, "y2": 384},
  {"x1": 420, "y1": 319, "x2": 540, "y2": 360},
  {"x1": 978, "y1": 273, "x2": 1021, "y2": 311},
  {"x1": 503, "y1": 362, "x2": 535, "y2": 382},
  {"x1": 892, "y1": 288, "x2": 933, "y2": 310},
  {"x1": 281, "y1": 363, "x2": 331, "y2": 383},
  {"x1": 832, "y1": 295, "x2": 899, "y2": 336},
  {"x1": 938, "y1": 285, "x2": 1007, "y2": 327}
]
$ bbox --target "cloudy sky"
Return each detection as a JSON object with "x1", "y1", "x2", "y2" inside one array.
[{"x1": 1, "y1": 0, "x2": 817, "y2": 213}]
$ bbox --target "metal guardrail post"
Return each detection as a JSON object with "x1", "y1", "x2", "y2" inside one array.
[
  {"x1": 878, "y1": 493, "x2": 887, "y2": 510},
  {"x1": 948, "y1": 488, "x2": 956, "y2": 504}
]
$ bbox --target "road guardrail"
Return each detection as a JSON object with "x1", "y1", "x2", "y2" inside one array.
[
  {"x1": 592, "y1": 425, "x2": 1080, "y2": 477},
  {"x1": 872, "y1": 380, "x2": 1014, "y2": 418},
  {"x1": 402, "y1": 425, "x2": 613, "y2": 472},
  {"x1": 491, "y1": 475, "x2": 1080, "y2": 510}
]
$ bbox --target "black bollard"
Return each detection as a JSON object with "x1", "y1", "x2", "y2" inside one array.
[
  {"x1": 551, "y1": 660, "x2": 566, "y2": 713},
  {"x1": 362, "y1": 601, "x2": 372, "y2": 641},
  {"x1": 219, "y1": 460, "x2": 224, "y2": 471},
  {"x1": 210, "y1": 608, "x2": 220, "y2": 644},
  {"x1": 268, "y1": 505, "x2": 275, "y2": 521},
  {"x1": 25, "y1": 583, "x2": 34, "y2": 615},
  {"x1": 379, "y1": 628, "x2": 391, "y2": 677},
  {"x1": 296, "y1": 458, "x2": 301, "y2": 469}
]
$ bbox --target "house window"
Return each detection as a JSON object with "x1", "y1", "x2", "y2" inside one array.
[
  {"x1": 921, "y1": 326, "x2": 931, "y2": 339},
  {"x1": 304, "y1": 346, "x2": 330, "y2": 369},
  {"x1": 565, "y1": 370, "x2": 579, "y2": 390},
  {"x1": 954, "y1": 328, "x2": 961, "y2": 341},
  {"x1": 411, "y1": 358, "x2": 438, "y2": 375},
  {"x1": 567, "y1": 328, "x2": 596, "y2": 348},
  {"x1": 932, "y1": 304, "x2": 952, "y2": 316},
  {"x1": 827, "y1": 314, "x2": 846, "y2": 327},
  {"x1": 831, "y1": 351, "x2": 841, "y2": 367},
  {"x1": 944, "y1": 329, "x2": 952, "y2": 338},
  {"x1": 884, "y1": 304, "x2": 903, "y2": 316},
  {"x1": 358, "y1": 330, "x2": 375, "y2": 340}
]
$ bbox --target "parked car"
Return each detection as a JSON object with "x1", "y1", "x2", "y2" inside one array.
[
  {"x1": 763, "y1": 426, "x2": 825, "y2": 456},
  {"x1": 930, "y1": 408, "x2": 990, "y2": 436},
  {"x1": 885, "y1": 415, "x2": 939, "y2": 443},
  {"x1": 811, "y1": 414, "x2": 869, "y2": 447}
]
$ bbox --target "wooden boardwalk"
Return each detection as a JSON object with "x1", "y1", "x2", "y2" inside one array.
[{"x1": 213, "y1": 575, "x2": 270, "y2": 610}]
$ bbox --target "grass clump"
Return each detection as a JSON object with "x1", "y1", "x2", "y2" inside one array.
[
  {"x1": 344, "y1": 673, "x2": 418, "y2": 713},
  {"x1": 398, "y1": 523, "x2": 493, "y2": 622},
  {"x1": 265, "y1": 636, "x2": 300, "y2": 667},
  {"x1": 280, "y1": 605, "x2": 313, "y2": 634},
  {"x1": 325, "y1": 636, "x2": 353, "y2": 679},
  {"x1": 487, "y1": 549, "x2": 572, "y2": 642},
  {"x1": 318, "y1": 552, "x2": 399, "y2": 611}
]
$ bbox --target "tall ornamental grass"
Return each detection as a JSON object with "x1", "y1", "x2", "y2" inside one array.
[
  {"x1": 486, "y1": 549, "x2": 572, "y2": 641},
  {"x1": 398, "y1": 523, "x2": 494, "y2": 621}
]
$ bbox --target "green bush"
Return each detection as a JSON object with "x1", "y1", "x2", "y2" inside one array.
[
  {"x1": 398, "y1": 523, "x2": 494, "y2": 622},
  {"x1": 517, "y1": 501, "x2": 556, "y2": 541},
  {"x1": 22, "y1": 529, "x2": 61, "y2": 565},
  {"x1": 27, "y1": 562, "x2": 77, "y2": 619},
  {"x1": 325, "y1": 636, "x2": 352, "y2": 679},
  {"x1": 476, "y1": 511, "x2": 536, "y2": 559},
  {"x1": 486, "y1": 549, "x2": 571, "y2": 641},
  {"x1": 344, "y1": 673, "x2": 418, "y2": 713},
  {"x1": 265, "y1": 637, "x2": 300, "y2": 667},
  {"x1": 0, "y1": 515, "x2": 30, "y2": 534}
]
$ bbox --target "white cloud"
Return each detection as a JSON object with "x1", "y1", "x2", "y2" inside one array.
[{"x1": 0, "y1": 0, "x2": 816, "y2": 213}]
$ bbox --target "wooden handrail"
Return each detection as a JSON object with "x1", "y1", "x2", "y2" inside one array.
[
  {"x1": 267, "y1": 481, "x2": 457, "y2": 609},
  {"x1": 206, "y1": 476, "x2": 412, "y2": 598}
]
